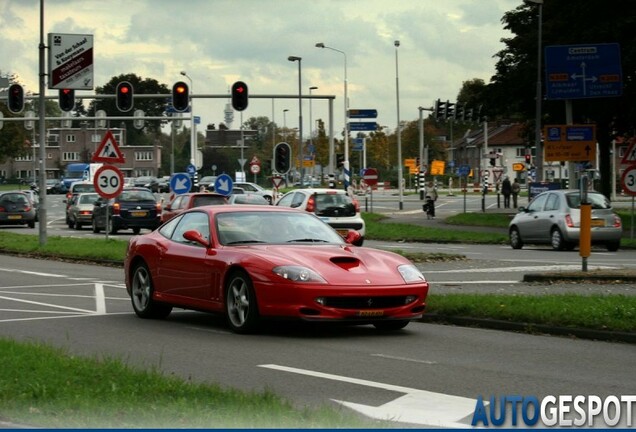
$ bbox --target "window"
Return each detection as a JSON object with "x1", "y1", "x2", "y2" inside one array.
[
  {"x1": 66, "y1": 135, "x2": 76, "y2": 143},
  {"x1": 516, "y1": 147, "x2": 527, "y2": 157},
  {"x1": 135, "y1": 151, "x2": 153, "y2": 161},
  {"x1": 172, "y1": 212, "x2": 210, "y2": 245},
  {"x1": 15, "y1": 155, "x2": 33, "y2": 162},
  {"x1": 62, "y1": 152, "x2": 80, "y2": 162},
  {"x1": 544, "y1": 193, "x2": 560, "y2": 211}
]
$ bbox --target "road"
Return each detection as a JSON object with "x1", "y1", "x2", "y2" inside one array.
[{"x1": 1, "y1": 255, "x2": 635, "y2": 428}]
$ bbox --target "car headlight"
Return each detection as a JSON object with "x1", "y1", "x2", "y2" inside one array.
[
  {"x1": 273, "y1": 266, "x2": 327, "y2": 283},
  {"x1": 398, "y1": 264, "x2": 426, "y2": 283}
]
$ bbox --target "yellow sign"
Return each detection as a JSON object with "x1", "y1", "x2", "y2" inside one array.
[
  {"x1": 404, "y1": 158, "x2": 417, "y2": 167},
  {"x1": 430, "y1": 160, "x2": 445, "y2": 176},
  {"x1": 512, "y1": 163, "x2": 525, "y2": 172},
  {"x1": 544, "y1": 124, "x2": 596, "y2": 162}
]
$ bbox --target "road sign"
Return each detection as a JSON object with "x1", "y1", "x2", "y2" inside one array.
[
  {"x1": 214, "y1": 174, "x2": 233, "y2": 196},
  {"x1": 48, "y1": 33, "x2": 94, "y2": 90},
  {"x1": 186, "y1": 164, "x2": 196, "y2": 175},
  {"x1": 544, "y1": 124, "x2": 596, "y2": 162},
  {"x1": 362, "y1": 168, "x2": 379, "y2": 187},
  {"x1": 170, "y1": 173, "x2": 192, "y2": 195},
  {"x1": 620, "y1": 140, "x2": 636, "y2": 165},
  {"x1": 271, "y1": 176, "x2": 285, "y2": 190},
  {"x1": 249, "y1": 155, "x2": 261, "y2": 166},
  {"x1": 545, "y1": 43, "x2": 622, "y2": 100},
  {"x1": 457, "y1": 164, "x2": 471, "y2": 177},
  {"x1": 512, "y1": 163, "x2": 525, "y2": 172},
  {"x1": 93, "y1": 165, "x2": 124, "y2": 199},
  {"x1": 250, "y1": 164, "x2": 261, "y2": 174},
  {"x1": 347, "y1": 122, "x2": 378, "y2": 131},
  {"x1": 348, "y1": 109, "x2": 378, "y2": 119},
  {"x1": 430, "y1": 160, "x2": 445, "y2": 176},
  {"x1": 621, "y1": 165, "x2": 636, "y2": 196},
  {"x1": 92, "y1": 130, "x2": 125, "y2": 163}
]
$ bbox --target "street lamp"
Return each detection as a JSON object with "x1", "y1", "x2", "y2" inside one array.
[
  {"x1": 283, "y1": 109, "x2": 289, "y2": 140},
  {"x1": 180, "y1": 71, "x2": 196, "y2": 170},
  {"x1": 288, "y1": 56, "x2": 304, "y2": 186},
  {"x1": 525, "y1": 0, "x2": 543, "y2": 182},
  {"x1": 394, "y1": 40, "x2": 404, "y2": 210},
  {"x1": 315, "y1": 42, "x2": 348, "y2": 189},
  {"x1": 309, "y1": 86, "x2": 318, "y2": 181}
]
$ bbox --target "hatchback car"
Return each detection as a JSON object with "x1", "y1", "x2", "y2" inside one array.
[
  {"x1": 67, "y1": 192, "x2": 99, "y2": 230},
  {"x1": 161, "y1": 192, "x2": 227, "y2": 223},
  {"x1": 233, "y1": 182, "x2": 274, "y2": 204},
  {"x1": 275, "y1": 188, "x2": 365, "y2": 246},
  {"x1": 92, "y1": 187, "x2": 161, "y2": 234},
  {"x1": 508, "y1": 189, "x2": 622, "y2": 251},
  {"x1": 0, "y1": 191, "x2": 36, "y2": 228}
]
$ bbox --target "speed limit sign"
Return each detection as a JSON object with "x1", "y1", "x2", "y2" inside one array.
[
  {"x1": 93, "y1": 164, "x2": 124, "y2": 199},
  {"x1": 621, "y1": 165, "x2": 636, "y2": 196}
]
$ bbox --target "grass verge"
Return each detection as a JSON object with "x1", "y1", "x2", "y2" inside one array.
[{"x1": 0, "y1": 339, "x2": 377, "y2": 429}]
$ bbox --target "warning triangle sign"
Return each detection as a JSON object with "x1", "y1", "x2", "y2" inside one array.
[
  {"x1": 92, "y1": 130, "x2": 125, "y2": 164},
  {"x1": 620, "y1": 139, "x2": 636, "y2": 165}
]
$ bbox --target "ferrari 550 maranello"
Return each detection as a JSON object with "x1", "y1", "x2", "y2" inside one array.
[{"x1": 124, "y1": 205, "x2": 429, "y2": 333}]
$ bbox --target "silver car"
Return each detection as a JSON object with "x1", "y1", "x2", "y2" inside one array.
[
  {"x1": 508, "y1": 189, "x2": 622, "y2": 251},
  {"x1": 67, "y1": 192, "x2": 99, "y2": 230}
]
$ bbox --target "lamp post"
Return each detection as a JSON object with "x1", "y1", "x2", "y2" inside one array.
[
  {"x1": 315, "y1": 42, "x2": 349, "y2": 190},
  {"x1": 283, "y1": 109, "x2": 289, "y2": 140},
  {"x1": 180, "y1": 71, "x2": 195, "y2": 169},
  {"x1": 525, "y1": 0, "x2": 543, "y2": 182},
  {"x1": 288, "y1": 56, "x2": 304, "y2": 186},
  {"x1": 394, "y1": 40, "x2": 404, "y2": 210},
  {"x1": 309, "y1": 86, "x2": 318, "y2": 182}
]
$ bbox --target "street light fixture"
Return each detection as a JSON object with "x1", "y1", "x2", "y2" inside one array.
[
  {"x1": 288, "y1": 56, "x2": 304, "y2": 186},
  {"x1": 394, "y1": 40, "x2": 404, "y2": 210},
  {"x1": 315, "y1": 42, "x2": 348, "y2": 189},
  {"x1": 524, "y1": 0, "x2": 543, "y2": 182},
  {"x1": 180, "y1": 71, "x2": 196, "y2": 171}
]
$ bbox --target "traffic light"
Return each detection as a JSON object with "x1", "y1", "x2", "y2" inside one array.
[
  {"x1": 336, "y1": 153, "x2": 345, "y2": 168},
  {"x1": 456, "y1": 103, "x2": 465, "y2": 121},
  {"x1": 58, "y1": 89, "x2": 75, "y2": 112},
  {"x1": 490, "y1": 157, "x2": 496, "y2": 167},
  {"x1": 525, "y1": 153, "x2": 532, "y2": 164},
  {"x1": 116, "y1": 81, "x2": 134, "y2": 112},
  {"x1": 172, "y1": 81, "x2": 189, "y2": 112},
  {"x1": 434, "y1": 99, "x2": 446, "y2": 121},
  {"x1": 231, "y1": 81, "x2": 249, "y2": 111},
  {"x1": 274, "y1": 142, "x2": 291, "y2": 174},
  {"x1": 445, "y1": 100, "x2": 455, "y2": 120},
  {"x1": 7, "y1": 84, "x2": 24, "y2": 114}
]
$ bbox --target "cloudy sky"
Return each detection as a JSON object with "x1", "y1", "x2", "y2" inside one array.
[{"x1": 1, "y1": 0, "x2": 521, "y2": 136}]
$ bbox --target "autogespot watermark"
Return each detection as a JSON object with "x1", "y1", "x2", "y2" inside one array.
[{"x1": 471, "y1": 395, "x2": 636, "y2": 427}]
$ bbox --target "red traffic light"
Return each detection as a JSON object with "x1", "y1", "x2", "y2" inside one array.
[
  {"x1": 7, "y1": 83, "x2": 24, "y2": 114},
  {"x1": 59, "y1": 88, "x2": 75, "y2": 112},
  {"x1": 172, "y1": 81, "x2": 190, "y2": 112},
  {"x1": 525, "y1": 154, "x2": 531, "y2": 163},
  {"x1": 116, "y1": 81, "x2": 134, "y2": 112},
  {"x1": 231, "y1": 81, "x2": 249, "y2": 111}
]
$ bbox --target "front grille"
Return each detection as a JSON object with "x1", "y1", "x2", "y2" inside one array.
[{"x1": 322, "y1": 296, "x2": 408, "y2": 309}]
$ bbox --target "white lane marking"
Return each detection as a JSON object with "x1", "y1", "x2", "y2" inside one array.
[
  {"x1": 425, "y1": 264, "x2": 618, "y2": 273},
  {"x1": 0, "y1": 294, "x2": 95, "y2": 314},
  {"x1": 371, "y1": 353, "x2": 437, "y2": 365},
  {"x1": 432, "y1": 280, "x2": 518, "y2": 284},
  {"x1": 95, "y1": 283, "x2": 106, "y2": 315},
  {"x1": 0, "y1": 308, "x2": 85, "y2": 315},
  {"x1": 0, "y1": 312, "x2": 131, "y2": 323},
  {"x1": 0, "y1": 267, "x2": 67, "y2": 278},
  {"x1": 259, "y1": 364, "x2": 475, "y2": 428}
]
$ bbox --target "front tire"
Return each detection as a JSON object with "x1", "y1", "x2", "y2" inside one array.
[
  {"x1": 225, "y1": 270, "x2": 259, "y2": 334},
  {"x1": 606, "y1": 241, "x2": 620, "y2": 252},
  {"x1": 551, "y1": 228, "x2": 566, "y2": 250},
  {"x1": 373, "y1": 320, "x2": 409, "y2": 331},
  {"x1": 130, "y1": 262, "x2": 172, "y2": 319},
  {"x1": 509, "y1": 227, "x2": 523, "y2": 249}
]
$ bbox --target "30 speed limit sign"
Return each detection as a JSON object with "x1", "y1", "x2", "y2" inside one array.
[
  {"x1": 93, "y1": 164, "x2": 124, "y2": 199},
  {"x1": 621, "y1": 165, "x2": 636, "y2": 196}
]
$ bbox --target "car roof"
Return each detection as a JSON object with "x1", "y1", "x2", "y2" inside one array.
[
  {"x1": 184, "y1": 204, "x2": 300, "y2": 216},
  {"x1": 291, "y1": 188, "x2": 346, "y2": 194}
]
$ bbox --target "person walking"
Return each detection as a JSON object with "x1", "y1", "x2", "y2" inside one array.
[
  {"x1": 501, "y1": 176, "x2": 512, "y2": 208},
  {"x1": 511, "y1": 178, "x2": 521, "y2": 208},
  {"x1": 426, "y1": 182, "x2": 438, "y2": 218}
]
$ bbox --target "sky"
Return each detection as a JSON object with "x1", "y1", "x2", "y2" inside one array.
[{"x1": 0, "y1": 0, "x2": 522, "y2": 138}]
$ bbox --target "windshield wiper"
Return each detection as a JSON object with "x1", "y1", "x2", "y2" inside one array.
[
  {"x1": 225, "y1": 240, "x2": 266, "y2": 245},
  {"x1": 286, "y1": 238, "x2": 330, "y2": 243}
]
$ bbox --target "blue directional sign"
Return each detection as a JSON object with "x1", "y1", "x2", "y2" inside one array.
[
  {"x1": 352, "y1": 137, "x2": 364, "y2": 151},
  {"x1": 214, "y1": 174, "x2": 233, "y2": 196},
  {"x1": 545, "y1": 43, "x2": 622, "y2": 100},
  {"x1": 457, "y1": 164, "x2": 471, "y2": 177},
  {"x1": 348, "y1": 109, "x2": 378, "y2": 119},
  {"x1": 170, "y1": 173, "x2": 192, "y2": 195},
  {"x1": 348, "y1": 122, "x2": 378, "y2": 131},
  {"x1": 186, "y1": 163, "x2": 196, "y2": 175}
]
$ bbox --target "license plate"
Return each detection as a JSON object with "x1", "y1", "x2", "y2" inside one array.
[
  {"x1": 8, "y1": 215, "x2": 22, "y2": 220},
  {"x1": 357, "y1": 310, "x2": 384, "y2": 317},
  {"x1": 591, "y1": 219, "x2": 605, "y2": 227},
  {"x1": 131, "y1": 211, "x2": 148, "y2": 217},
  {"x1": 336, "y1": 229, "x2": 348, "y2": 236}
]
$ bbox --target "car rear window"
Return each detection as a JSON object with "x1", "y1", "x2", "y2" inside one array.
[
  {"x1": 566, "y1": 193, "x2": 611, "y2": 209},
  {"x1": 193, "y1": 195, "x2": 227, "y2": 207},
  {"x1": 119, "y1": 191, "x2": 156, "y2": 202},
  {"x1": 314, "y1": 193, "x2": 356, "y2": 216}
]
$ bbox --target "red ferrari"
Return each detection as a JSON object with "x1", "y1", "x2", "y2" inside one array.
[{"x1": 124, "y1": 205, "x2": 429, "y2": 333}]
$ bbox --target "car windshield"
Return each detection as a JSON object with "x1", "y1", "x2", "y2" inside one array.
[
  {"x1": 79, "y1": 194, "x2": 99, "y2": 205},
  {"x1": 566, "y1": 192, "x2": 611, "y2": 209},
  {"x1": 72, "y1": 183, "x2": 95, "y2": 193},
  {"x1": 119, "y1": 190, "x2": 156, "y2": 202},
  {"x1": 215, "y1": 211, "x2": 344, "y2": 245}
]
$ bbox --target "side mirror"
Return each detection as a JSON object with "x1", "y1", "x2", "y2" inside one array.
[
  {"x1": 344, "y1": 230, "x2": 362, "y2": 245},
  {"x1": 183, "y1": 229, "x2": 210, "y2": 248}
]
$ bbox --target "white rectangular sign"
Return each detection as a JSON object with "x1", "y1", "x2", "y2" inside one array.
[{"x1": 48, "y1": 33, "x2": 94, "y2": 90}]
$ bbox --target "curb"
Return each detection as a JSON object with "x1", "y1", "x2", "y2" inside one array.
[
  {"x1": 524, "y1": 272, "x2": 636, "y2": 283},
  {"x1": 420, "y1": 314, "x2": 636, "y2": 344}
]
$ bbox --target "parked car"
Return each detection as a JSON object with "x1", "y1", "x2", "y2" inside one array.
[
  {"x1": 0, "y1": 191, "x2": 36, "y2": 228},
  {"x1": 18, "y1": 189, "x2": 40, "y2": 222},
  {"x1": 124, "y1": 205, "x2": 429, "y2": 333},
  {"x1": 157, "y1": 176, "x2": 171, "y2": 193},
  {"x1": 233, "y1": 182, "x2": 274, "y2": 204},
  {"x1": 227, "y1": 194, "x2": 270, "y2": 205},
  {"x1": 92, "y1": 187, "x2": 161, "y2": 234},
  {"x1": 133, "y1": 176, "x2": 159, "y2": 193},
  {"x1": 508, "y1": 189, "x2": 622, "y2": 251},
  {"x1": 275, "y1": 188, "x2": 365, "y2": 246},
  {"x1": 161, "y1": 192, "x2": 227, "y2": 223},
  {"x1": 67, "y1": 192, "x2": 99, "y2": 230}
]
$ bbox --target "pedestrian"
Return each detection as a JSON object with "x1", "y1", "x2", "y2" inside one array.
[
  {"x1": 501, "y1": 176, "x2": 512, "y2": 208},
  {"x1": 512, "y1": 178, "x2": 521, "y2": 208},
  {"x1": 427, "y1": 182, "x2": 438, "y2": 218}
]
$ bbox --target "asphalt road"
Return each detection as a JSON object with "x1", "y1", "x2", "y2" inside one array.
[{"x1": 1, "y1": 255, "x2": 635, "y2": 428}]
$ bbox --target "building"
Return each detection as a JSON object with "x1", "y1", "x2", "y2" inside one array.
[{"x1": 0, "y1": 126, "x2": 162, "y2": 181}]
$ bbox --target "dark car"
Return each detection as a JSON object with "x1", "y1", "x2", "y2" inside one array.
[
  {"x1": 133, "y1": 176, "x2": 159, "y2": 193},
  {"x1": 161, "y1": 192, "x2": 227, "y2": 223},
  {"x1": 0, "y1": 191, "x2": 37, "y2": 228},
  {"x1": 92, "y1": 187, "x2": 161, "y2": 234}
]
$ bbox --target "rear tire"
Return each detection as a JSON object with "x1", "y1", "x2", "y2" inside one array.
[
  {"x1": 606, "y1": 241, "x2": 620, "y2": 252},
  {"x1": 130, "y1": 262, "x2": 172, "y2": 319},
  {"x1": 551, "y1": 228, "x2": 565, "y2": 251},
  {"x1": 509, "y1": 227, "x2": 523, "y2": 249}
]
